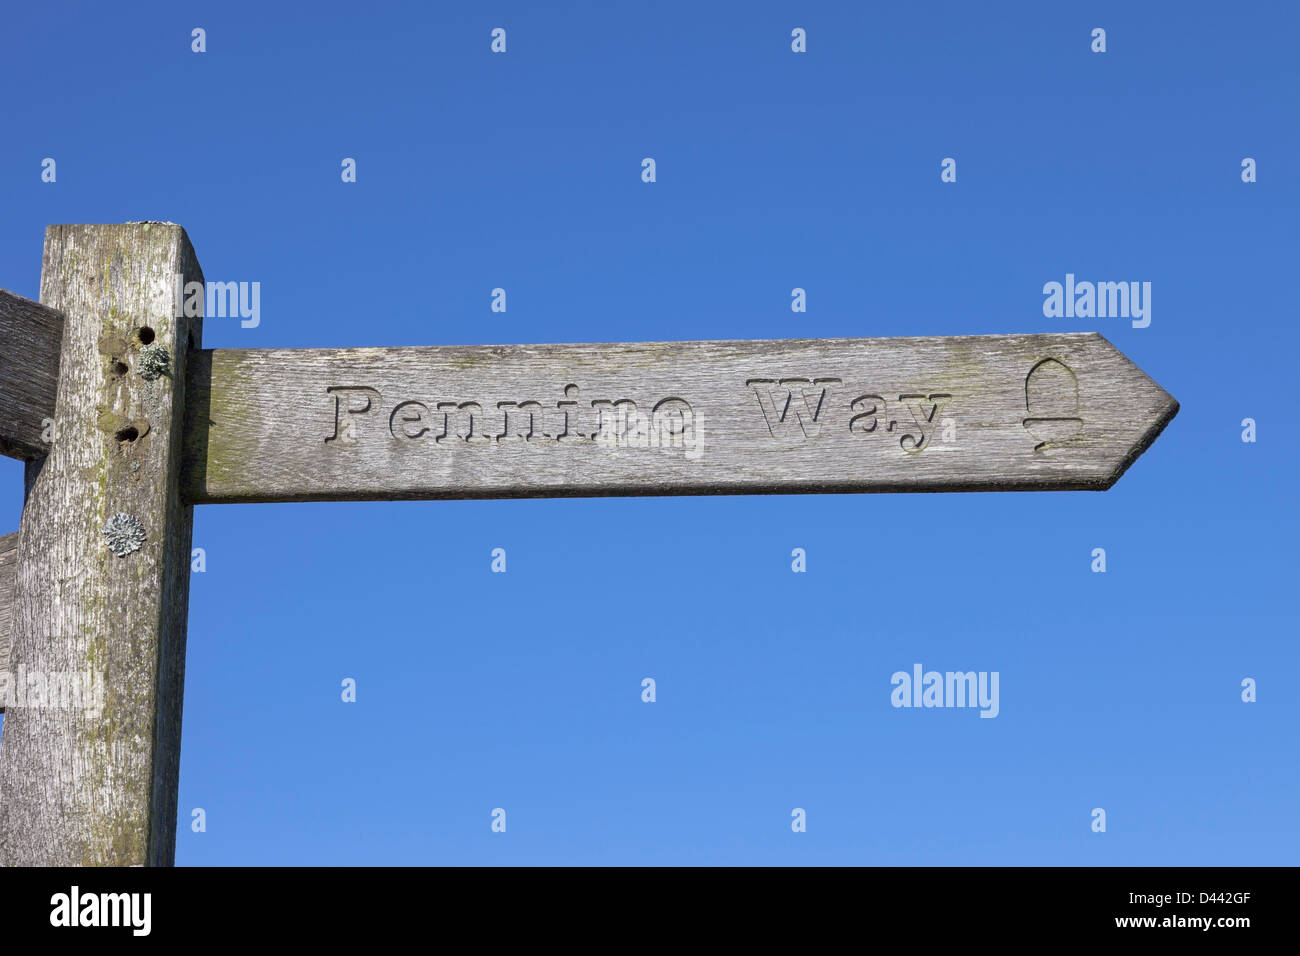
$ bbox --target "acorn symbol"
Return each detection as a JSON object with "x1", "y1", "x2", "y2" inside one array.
[{"x1": 1022, "y1": 358, "x2": 1083, "y2": 451}]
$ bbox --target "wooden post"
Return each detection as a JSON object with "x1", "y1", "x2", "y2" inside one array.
[
  {"x1": 0, "y1": 224, "x2": 203, "y2": 866},
  {"x1": 0, "y1": 532, "x2": 16, "y2": 713}
]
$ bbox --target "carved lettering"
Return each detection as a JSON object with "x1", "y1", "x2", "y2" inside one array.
[
  {"x1": 327, "y1": 384, "x2": 698, "y2": 454},
  {"x1": 848, "y1": 394, "x2": 886, "y2": 435},
  {"x1": 758, "y1": 379, "x2": 962, "y2": 455},
  {"x1": 325, "y1": 387, "x2": 381, "y2": 445},
  {"x1": 650, "y1": 398, "x2": 696, "y2": 451},
  {"x1": 495, "y1": 400, "x2": 544, "y2": 442},
  {"x1": 747, "y1": 378, "x2": 840, "y2": 439},
  {"x1": 591, "y1": 399, "x2": 648, "y2": 444},
  {"x1": 555, "y1": 384, "x2": 586, "y2": 442},
  {"x1": 390, "y1": 400, "x2": 431, "y2": 441},
  {"x1": 895, "y1": 393, "x2": 952, "y2": 454}
]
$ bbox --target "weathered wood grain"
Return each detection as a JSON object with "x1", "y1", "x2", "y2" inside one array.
[
  {"x1": 0, "y1": 223, "x2": 203, "y2": 866},
  {"x1": 0, "y1": 288, "x2": 64, "y2": 460},
  {"x1": 181, "y1": 333, "x2": 1177, "y2": 504},
  {"x1": 0, "y1": 531, "x2": 16, "y2": 714}
]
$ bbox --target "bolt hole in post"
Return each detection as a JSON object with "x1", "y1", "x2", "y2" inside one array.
[
  {"x1": 110, "y1": 360, "x2": 129, "y2": 377},
  {"x1": 114, "y1": 425, "x2": 139, "y2": 443},
  {"x1": 134, "y1": 326, "x2": 155, "y2": 346}
]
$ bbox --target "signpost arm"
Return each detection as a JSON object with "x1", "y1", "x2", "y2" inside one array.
[
  {"x1": 0, "y1": 223, "x2": 203, "y2": 866},
  {"x1": 0, "y1": 289, "x2": 62, "y2": 461},
  {"x1": 180, "y1": 334, "x2": 1176, "y2": 503}
]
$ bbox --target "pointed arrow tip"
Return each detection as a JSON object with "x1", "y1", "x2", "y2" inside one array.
[{"x1": 1100, "y1": 391, "x2": 1179, "y2": 490}]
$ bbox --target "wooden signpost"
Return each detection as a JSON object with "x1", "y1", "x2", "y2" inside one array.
[{"x1": 0, "y1": 223, "x2": 1179, "y2": 866}]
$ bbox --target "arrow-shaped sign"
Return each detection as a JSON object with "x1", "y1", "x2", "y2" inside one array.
[{"x1": 180, "y1": 331, "x2": 1177, "y2": 503}]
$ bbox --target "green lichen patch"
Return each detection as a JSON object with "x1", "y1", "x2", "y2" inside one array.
[{"x1": 137, "y1": 343, "x2": 170, "y2": 381}]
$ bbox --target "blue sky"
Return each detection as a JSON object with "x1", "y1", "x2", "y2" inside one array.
[{"x1": 1, "y1": 1, "x2": 1295, "y2": 864}]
